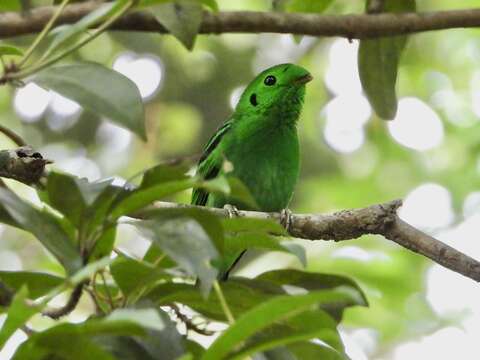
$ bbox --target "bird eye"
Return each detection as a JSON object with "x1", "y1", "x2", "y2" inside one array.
[
  {"x1": 250, "y1": 93, "x2": 258, "y2": 106},
  {"x1": 264, "y1": 75, "x2": 276, "y2": 86}
]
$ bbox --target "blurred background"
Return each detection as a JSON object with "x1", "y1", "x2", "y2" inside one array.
[{"x1": 1, "y1": 0, "x2": 480, "y2": 358}]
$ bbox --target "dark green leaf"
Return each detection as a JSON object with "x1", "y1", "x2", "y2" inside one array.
[
  {"x1": 0, "y1": 271, "x2": 64, "y2": 299},
  {"x1": 140, "y1": 162, "x2": 190, "y2": 188},
  {"x1": 133, "y1": 216, "x2": 219, "y2": 295},
  {"x1": 358, "y1": 0, "x2": 416, "y2": 119},
  {"x1": 288, "y1": 341, "x2": 347, "y2": 360},
  {"x1": 0, "y1": 287, "x2": 40, "y2": 349},
  {"x1": 144, "y1": 278, "x2": 285, "y2": 321},
  {"x1": 110, "y1": 178, "x2": 196, "y2": 219},
  {"x1": 93, "y1": 308, "x2": 185, "y2": 360},
  {"x1": 0, "y1": 188, "x2": 82, "y2": 274},
  {"x1": 110, "y1": 255, "x2": 170, "y2": 301},
  {"x1": 256, "y1": 269, "x2": 368, "y2": 321},
  {"x1": 89, "y1": 225, "x2": 117, "y2": 260},
  {"x1": 221, "y1": 217, "x2": 286, "y2": 235},
  {"x1": 46, "y1": 171, "x2": 87, "y2": 227},
  {"x1": 225, "y1": 233, "x2": 306, "y2": 267},
  {"x1": 202, "y1": 289, "x2": 361, "y2": 360},
  {"x1": 11, "y1": 308, "x2": 171, "y2": 360},
  {"x1": 0, "y1": 0, "x2": 20, "y2": 11},
  {"x1": 275, "y1": 0, "x2": 334, "y2": 13},
  {"x1": 256, "y1": 269, "x2": 367, "y2": 304},
  {"x1": 142, "y1": 207, "x2": 224, "y2": 253},
  {"x1": 149, "y1": 0, "x2": 203, "y2": 50},
  {"x1": 140, "y1": 0, "x2": 218, "y2": 11},
  {"x1": 32, "y1": 62, "x2": 146, "y2": 139},
  {"x1": 230, "y1": 310, "x2": 343, "y2": 360},
  {"x1": 0, "y1": 44, "x2": 24, "y2": 57}
]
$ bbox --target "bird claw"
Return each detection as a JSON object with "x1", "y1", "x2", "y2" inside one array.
[
  {"x1": 223, "y1": 204, "x2": 240, "y2": 218},
  {"x1": 280, "y1": 208, "x2": 293, "y2": 233}
]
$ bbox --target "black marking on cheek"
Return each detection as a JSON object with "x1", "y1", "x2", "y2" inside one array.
[
  {"x1": 16, "y1": 150, "x2": 27, "y2": 158},
  {"x1": 32, "y1": 152, "x2": 43, "y2": 159},
  {"x1": 250, "y1": 93, "x2": 258, "y2": 106}
]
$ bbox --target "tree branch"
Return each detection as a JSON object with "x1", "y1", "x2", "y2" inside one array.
[
  {"x1": 148, "y1": 200, "x2": 480, "y2": 283},
  {"x1": 1, "y1": 2, "x2": 480, "y2": 39}
]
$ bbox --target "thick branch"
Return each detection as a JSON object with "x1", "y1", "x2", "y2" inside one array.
[
  {"x1": 149, "y1": 200, "x2": 480, "y2": 283},
  {"x1": 1, "y1": 3, "x2": 480, "y2": 39}
]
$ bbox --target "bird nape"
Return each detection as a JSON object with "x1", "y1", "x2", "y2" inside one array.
[{"x1": 192, "y1": 63, "x2": 312, "y2": 279}]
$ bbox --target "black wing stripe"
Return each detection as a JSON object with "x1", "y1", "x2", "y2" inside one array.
[{"x1": 198, "y1": 122, "x2": 231, "y2": 164}]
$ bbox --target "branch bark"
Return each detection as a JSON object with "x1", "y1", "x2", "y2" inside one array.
[
  {"x1": 148, "y1": 200, "x2": 480, "y2": 283},
  {"x1": 1, "y1": 2, "x2": 480, "y2": 39}
]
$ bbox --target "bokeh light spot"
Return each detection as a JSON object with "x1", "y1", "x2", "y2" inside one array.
[
  {"x1": 14, "y1": 83, "x2": 51, "y2": 122},
  {"x1": 388, "y1": 97, "x2": 444, "y2": 151},
  {"x1": 113, "y1": 52, "x2": 163, "y2": 100},
  {"x1": 400, "y1": 183, "x2": 454, "y2": 230}
]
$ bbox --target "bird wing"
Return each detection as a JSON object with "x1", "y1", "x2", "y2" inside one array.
[{"x1": 191, "y1": 121, "x2": 233, "y2": 206}]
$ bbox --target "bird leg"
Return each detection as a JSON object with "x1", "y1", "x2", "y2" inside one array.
[
  {"x1": 223, "y1": 204, "x2": 240, "y2": 218},
  {"x1": 280, "y1": 208, "x2": 293, "y2": 233}
]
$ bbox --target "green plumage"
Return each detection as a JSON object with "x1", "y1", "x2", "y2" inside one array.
[{"x1": 192, "y1": 63, "x2": 311, "y2": 212}]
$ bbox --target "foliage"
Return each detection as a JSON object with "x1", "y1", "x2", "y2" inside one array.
[{"x1": 0, "y1": 0, "x2": 475, "y2": 359}]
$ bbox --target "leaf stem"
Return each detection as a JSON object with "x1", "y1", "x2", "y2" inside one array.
[
  {"x1": 213, "y1": 281, "x2": 235, "y2": 325},
  {"x1": 8, "y1": 0, "x2": 134, "y2": 81},
  {"x1": 18, "y1": 0, "x2": 71, "y2": 68}
]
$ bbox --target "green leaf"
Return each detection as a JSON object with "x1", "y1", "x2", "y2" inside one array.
[
  {"x1": 142, "y1": 207, "x2": 224, "y2": 253},
  {"x1": 144, "y1": 278, "x2": 285, "y2": 321},
  {"x1": 287, "y1": 341, "x2": 347, "y2": 360},
  {"x1": 110, "y1": 255, "x2": 170, "y2": 301},
  {"x1": 92, "y1": 308, "x2": 185, "y2": 360},
  {"x1": 133, "y1": 216, "x2": 219, "y2": 295},
  {"x1": 0, "y1": 271, "x2": 64, "y2": 299},
  {"x1": 358, "y1": 0, "x2": 416, "y2": 120},
  {"x1": 46, "y1": 172, "x2": 114, "y2": 228},
  {"x1": 0, "y1": 188, "x2": 82, "y2": 275},
  {"x1": 0, "y1": 287, "x2": 40, "y2": 349},
  {"x1": 226, "y1": 177, "x2": 259, "y2": 209},
  {"x1": 0, "y1": 0, "x2": 21, "y2": 11},
  {"x1": 44, "y1": 1, "x2": 129, "y2": 58},
  {"x1": 11, "y1": 308, "x2": 174, "y2": 360},
  {"x1": 69, "y1": 257, "x2": 113, "y2": 285},
  {"x1": 256, "y1": 269, "x2": 368, "y2": 321},
  {"x1": 110, "y1": 178, "x2": 196, "y2": 219},
  {"x1": 221, "y1": 217, "x2": 286, "y2": 235},
  {"x1": 201, "y1": 289, "x2": 361, "y2": 360},
  {"x1": 32, "y1": 62, "x2": 146, "y2": 139},
  {"x1": 0, "y1": 44, "x2": 24, "y2": 57},
  {"x1": 225, "y1": 233, "x2": 306, "y2": 267},
  {"x1": 229, "y1": 310, "x2": 344, "y2": 360},
  {"x1": 89, "y1": 225, "x2": 117, "y2": 260},
  {"x1": 140, "y1": 0, "x2": 218, "y2": 12},
  {"x1": 46, "y1": 171, "x2": 86, "y2": 227},
  {"x1": 149, "y1": 0, "x2": 203, "y2": 50},
  {"x1": 275, "y1": 0, "x2": 334, "y2": 13},
  {"x1": 140, "y1": 162, "x2": 190, "y2": 188}
]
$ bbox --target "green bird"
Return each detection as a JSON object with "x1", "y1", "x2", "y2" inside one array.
[{"x1": 192, "y1": 63, "x2": 312, "y2": 277}]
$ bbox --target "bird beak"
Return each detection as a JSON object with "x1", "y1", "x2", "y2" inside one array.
[{"x1": 294, "y1": 73, "x2": 313, "y2": 84}]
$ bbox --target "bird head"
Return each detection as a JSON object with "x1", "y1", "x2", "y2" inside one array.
[{"x1": 235, "y1": 63, "x2": 312, "y2": 117}]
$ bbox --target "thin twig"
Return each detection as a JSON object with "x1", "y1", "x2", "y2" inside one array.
[
  {"x1": 0, "y1": 125, "x2": 26, "y2": 147},
  {"x1": 169, "y1": 303, "x2": 215, "y2": 336},
  {"x1": 213, "y1": 281, "x2": 235, "y2": 325},
  {"x1": 42, "y1": 282, "x2": 84, "y2": 320},
  {"x1": 2, "y1": 3, "x2": 480, "y2": 40}
]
